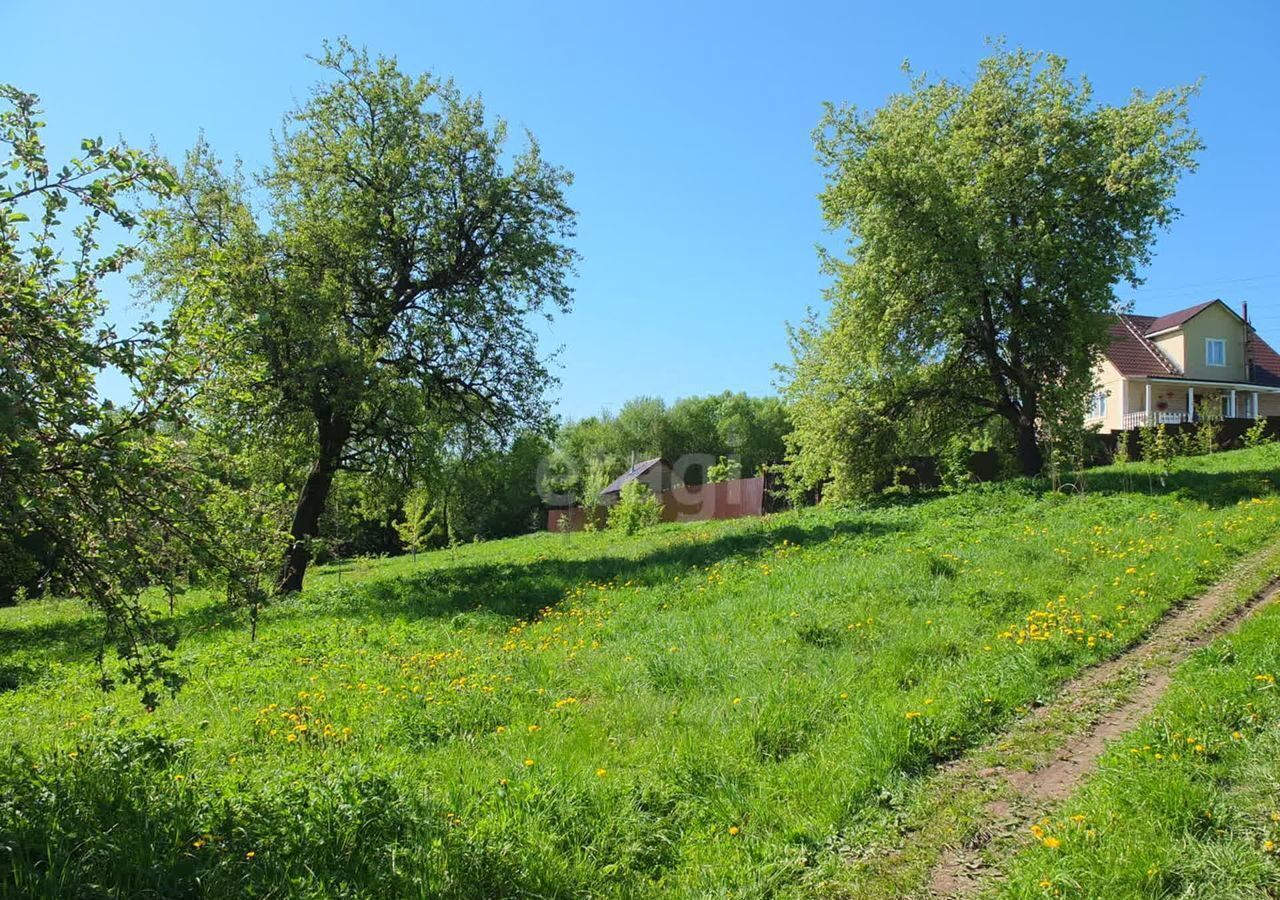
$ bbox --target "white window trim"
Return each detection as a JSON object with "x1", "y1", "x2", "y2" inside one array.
[
  {"x1": 1088, "y1": 389, "x2": 1107, "y2": 420},
  {"x1": 1206, "y1": 338, "x2": 1226, "y2": 367}
]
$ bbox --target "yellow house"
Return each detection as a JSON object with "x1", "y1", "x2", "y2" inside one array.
[{"x1": 1088, "y1": 299, "x2": 1280, "y2": 432}]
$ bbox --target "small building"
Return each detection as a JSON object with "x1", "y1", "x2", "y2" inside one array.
[
  {"x1": 598, "y1": 457, "x2": 673, "y2": 504},
  {"x1": 1088, "y1": 300, "x2": 1280, "y2": 432}
]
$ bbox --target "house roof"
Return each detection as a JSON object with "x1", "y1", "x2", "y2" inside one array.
[
  {"x1": 600, "y1": 457, "x2": 669, "y2": 496},
  {"x1": 1250, "y1": 335, "x2": 1280, "y2": 387},
  {"x1": 1101, "y1": 299, "x2": 1280, "y2": 387},
  {"x1": 1145, "y1": 299, "x2": 1222, "y2": 335},
  {"x1": 1105, "y1": 314, "x2": 1180, "y2": 377}
]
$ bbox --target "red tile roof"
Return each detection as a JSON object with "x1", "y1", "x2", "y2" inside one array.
[
  {"x1": 1104, "y1": 314, "x2": 1180, "y2": 376},
  {"x1": 1250, "y1": 333, "x2": 1280, "y2": 387},
  {"x1": 1144, "y1": 299, "x2": 1221, "y2": 334},
  {"x1": 1102, "y1": 300, "x2": 1280, "y2": 387}
]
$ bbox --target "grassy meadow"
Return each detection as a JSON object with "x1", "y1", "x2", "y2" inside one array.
[
  {"x1": 2, "y1": 446, "x2": 1280, "y2": 897},
  {"x1": 996, "y1": 571, "x2": 1280, "y2": 899}
]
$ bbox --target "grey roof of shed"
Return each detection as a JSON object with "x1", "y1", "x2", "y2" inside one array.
[{"x1": 600, "y1": 457, "x2": 669, "y2": 496}]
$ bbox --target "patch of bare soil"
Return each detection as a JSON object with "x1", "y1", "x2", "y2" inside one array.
[{"x1": 925, "y1": 559, "x2": 1280, "y2": 898}]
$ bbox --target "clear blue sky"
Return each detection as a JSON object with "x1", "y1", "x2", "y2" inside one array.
[{"x1": 8, "y1": 0, "x2": 1279, "y2": 419}]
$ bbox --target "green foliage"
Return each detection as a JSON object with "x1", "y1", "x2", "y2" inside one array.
[
  {"x1": 606, "y1": 480, "x2": 664, "y2": 535},
  {"x1": 1, "y1": 446, "x2": 1278, "y2": 895},
  {"x1": 705, "y1": 455, "x2": 742, "y2": 483},
  {"x1": 1194, "y1": 398, "x2": 1222, "y2": 455},
  {"x1": 1140, "y1": 423, "x2": 1176, "y2": 482},
  {"x1": 142, "y1": 40, "x2": 577, "y2": 592},
  {"x1": 554, "y1": 392, "x2": 791, "y2": 498},
  {"x1": 1244, "y1": 414, "x2": 1271, "y2": 449},
  {"x1": 395, "y1": 487, "x2": 435, "y2": 558},
  {"x1": 785, "y1": 46, "x2": 1201, "y2": 498},
  {"x1": 1114, "y1": 431, "x2": 1131, "y2": 466},
  {"x1": 581, "y1": 456, "x2": 620, "y2": 509},
  {"x1": 0, "y1": 84, "x2": 279, "y2": 702},
  {"x1": 1042, "y1": 385, "x2": 1096, "y2": 493}
]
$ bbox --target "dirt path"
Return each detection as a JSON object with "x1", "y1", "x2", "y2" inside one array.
[{"x1": 925, "y1": 549, "x2": 1280, "y2": 899}]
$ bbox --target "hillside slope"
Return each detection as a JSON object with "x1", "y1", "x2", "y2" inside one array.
[{"x1": 2, "y1": 446, "x2": 1279, "y2": 897}]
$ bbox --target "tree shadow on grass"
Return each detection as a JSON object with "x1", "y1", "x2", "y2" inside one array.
[
  {"x1": 276, "y1": 515, "x2": 913, "y2": 628},
  {"x1": 0, "y1": 515, "x2": 912, "y2": 668},
  {"x1": 1083, "y1": 462, "x2": 1279, "y2": 509}
]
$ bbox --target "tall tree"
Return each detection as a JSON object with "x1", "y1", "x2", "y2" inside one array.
[
  {"x1": 784, "y1": 47, "x2": 1200, "y2": 497},
  {"x1": 145, "y1": 40, "x2": 577, "y2": 592}
]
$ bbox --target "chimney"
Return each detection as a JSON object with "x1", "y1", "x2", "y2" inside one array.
[{"x1": 1243, "y1": 301, "x2": 1253, "y2": 382}]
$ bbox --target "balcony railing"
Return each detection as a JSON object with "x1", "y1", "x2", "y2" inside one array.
[
  {"x1": 1120, "y1": 410, "x2": 1259, "y2": 430},
  {"x1": 1121, "y1": 411, "x2": 1192, "y2": 429}
]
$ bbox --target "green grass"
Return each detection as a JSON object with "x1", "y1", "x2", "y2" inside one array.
[
  {"x1": 2, "y1": 446, "x2": 1279, "y2": 897},
  {"x1": 994, "y1": 571, "x2": 1280, "y2": 899}
]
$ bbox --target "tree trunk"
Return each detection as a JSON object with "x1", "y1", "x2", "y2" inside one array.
[
  {"x1": 277, "y1": 417, "x2": 349, "y2": 594},
  {"x1": 1015, "y1": 417, "x2": 1044, "y2": 477}
]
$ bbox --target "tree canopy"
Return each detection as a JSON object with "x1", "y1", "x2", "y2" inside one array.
[
  {"x1": 546, "y1": 392, "x2": 790, "y2": 504},
  {"x1": 0, "y1": 84, "x2": 269, "y2": 703},
  {"x1": 143, "y1": 40, "x2": 578, "y2": 591},
  {"x1": 784, "y1": 47, "x2": 1201, "y2": 500}
]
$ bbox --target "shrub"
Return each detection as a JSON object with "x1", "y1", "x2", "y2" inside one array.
[
  {"x1": 607, "y1": 481, "x2": 663, "y2": 535},
  {"x1": 706, "y1": 456, "x2": 742, "y2": 483},
  {"x1": 1244, "y1": 414, "x2": 1271, "y2": 449}
]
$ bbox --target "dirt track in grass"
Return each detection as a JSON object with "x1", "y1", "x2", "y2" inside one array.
[{"x1": 925, "y1": 548, "x2": 1280, "y2": 899}]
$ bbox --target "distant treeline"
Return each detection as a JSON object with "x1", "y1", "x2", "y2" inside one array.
[{"x1": 312, "y1": 392, "x2": 791, "y2": 558}]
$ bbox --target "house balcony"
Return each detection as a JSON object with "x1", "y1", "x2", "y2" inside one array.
[
  {"x1": 1114, "y1": 380, "x2": 1270, "y2": 432},
  {"x1": 1120, "y1": 410, "x2": 1196, "y2": 430}
]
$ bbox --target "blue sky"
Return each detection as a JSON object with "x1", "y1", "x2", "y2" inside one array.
[{"x1": 7, "y1": 0, "x2": 1279, "y2": 419}]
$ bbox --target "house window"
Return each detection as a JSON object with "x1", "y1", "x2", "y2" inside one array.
[
  {"x1": 1089, "y1": 390, "x2": 1107, "y2": 419},
  {"x1": 1206, "y1": 338, "x2": 1226, "y2": 367}
]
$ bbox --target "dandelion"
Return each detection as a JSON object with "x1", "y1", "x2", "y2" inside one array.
[
  {"x1": 524, "y1": 758, "x2": 535, "y2": 767},
  {"x1": 596, "y1": 768, "x2": 607, "y2": 778},
  {"x1": 905, "y1": 711, "x2": 921, "y2": 720},
  {"x1": 728, "y1": 825, "x2": 740, "y2": 836}
]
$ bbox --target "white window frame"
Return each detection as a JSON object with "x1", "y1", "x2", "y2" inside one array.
[
  {"x1": 1206, "y1": 338, "x2": 1226, "y2": 367},
  {"x1": 1088, "y1": 389, "x2": 1107, "y2": 420}
]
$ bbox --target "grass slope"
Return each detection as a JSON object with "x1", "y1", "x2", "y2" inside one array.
[
  {"x1": 1, "y1": 446, "x2": 1279, "y2": 897},
  {"x1": 995, "y1": 579, "x2": 1280, "y2": 899}
]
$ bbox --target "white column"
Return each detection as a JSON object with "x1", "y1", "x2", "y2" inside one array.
[
  {"x1": 1145, "y1": 383, "x2": 1153, "y2": 424},
  {"x1": 1188, "y1": 386, "x2": 1195, "y2": 422},
  {"x1": 1228, "y1": 390, "x2": 1237, "y2": 419},
  {"x1": 1255, "y1": 392, "x2": 1262, "y2": 418}
]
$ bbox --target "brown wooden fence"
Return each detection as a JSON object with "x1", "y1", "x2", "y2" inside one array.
[
  {"x1": 1093, "y1": 415, "x2": 1280, "y2": 460},
  {"x1": 547, "y1": 476, "x2": 768, "y2": 532}
]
